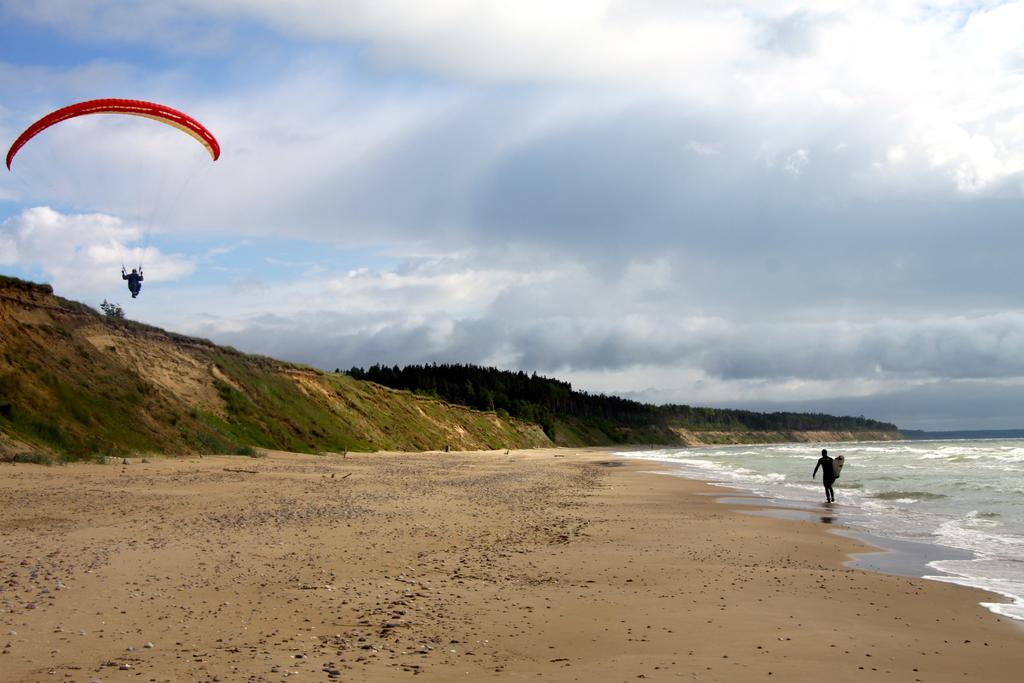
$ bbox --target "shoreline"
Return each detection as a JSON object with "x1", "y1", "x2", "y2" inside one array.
[
  {"x1": 622, "y1": 440, "x2": 1024, "y2": 625},
  {"x1": 1, "y1": 447, "x2": 1022, "y2": 681},
  {"x1": 635, "y1": 458, "x2": 1021, "y2": 608},
  {"x1": 652, "y1": 472, "x2": 981, "y2": 578}
]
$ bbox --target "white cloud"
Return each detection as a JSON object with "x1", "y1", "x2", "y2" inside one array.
[
  {"x1": 686, "y1": 140, "x2": 719, "y2": 156},
  {"x1": 149, "y1": 245, "x2": 1024, "y2": 389},
  {"x1": 177, "y1": 2, "x2": 1024, "y2": 189},
  {"x1": 159, "y1": 253, "x2": 560, "y2": 334},
  {"x1": 784, "y1": 148, "x2": 809, "y2": 176},
  {"x1": 1, "y1": 206, "x2": 194, "y2": 293},
  {"x1": 6, "y1": 1, "x2": 1023, "y2": 192}
]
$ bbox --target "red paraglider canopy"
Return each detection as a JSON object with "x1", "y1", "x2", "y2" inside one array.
[{"x1": 6, "y1": 98, "x2": 220, "y2": 170}]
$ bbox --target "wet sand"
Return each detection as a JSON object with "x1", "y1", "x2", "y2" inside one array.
[{"x1": 1, "y1": 449, "x2": 1021, "y2": 681}]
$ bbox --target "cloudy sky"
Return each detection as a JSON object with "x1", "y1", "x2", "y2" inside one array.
[{"x1": 2, "y1": 1, "x2": 1023, "y2": 430}]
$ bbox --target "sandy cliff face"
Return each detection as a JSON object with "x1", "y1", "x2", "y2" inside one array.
[
  {"x1": 80, "y1": 322, "x2": 227, "y2": 415},
  {"x1": 0, "y1": 276, "x2": 550, "y2": 458}
]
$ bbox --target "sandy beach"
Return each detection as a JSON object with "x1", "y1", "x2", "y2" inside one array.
[{"x1": 1, "y1": 449, "x2": 1021, "y2": 682}]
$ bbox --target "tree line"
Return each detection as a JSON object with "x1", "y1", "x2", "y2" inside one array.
[{"x1": 345, "y1": 363, "x2": 898, "y2": 436}]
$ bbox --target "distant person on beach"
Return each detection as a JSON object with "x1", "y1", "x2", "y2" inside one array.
[
  {"x1": 122, "y1": 267, "x2": 143, "y2": 298},
  {"x1": 812, "y1": 448, "x2": 835, "y2": 503}
]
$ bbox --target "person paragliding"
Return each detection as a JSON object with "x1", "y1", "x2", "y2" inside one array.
[
  {"x1": 6, "y1": 98, "x2": 220, "y2": 300},
  {"x1": 122, "y1": 267, "x2": 144, "y2": 298}
]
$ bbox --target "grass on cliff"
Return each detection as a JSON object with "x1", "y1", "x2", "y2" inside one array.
[{"x1": 1, "y1": 300, "x2": 550, "y2": 460}]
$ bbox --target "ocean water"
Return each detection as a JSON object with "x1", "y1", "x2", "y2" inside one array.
[{"x1": 618, "y1": 439, "x2": 1024, "y2": 622}]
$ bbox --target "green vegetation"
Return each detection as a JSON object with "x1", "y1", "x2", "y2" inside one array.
[
  {"x1": 0, "y1": 275, "x2": 550, "y2": 459},
  {"x1": 9, "y1": 450, "x2": 57, "y2": 465},
  {"x1": 347, "y1": 363, "x2": 899, "y2": 445},
  {"x1": 99, "y1": 300, "x2": 125, "y2": 319}
]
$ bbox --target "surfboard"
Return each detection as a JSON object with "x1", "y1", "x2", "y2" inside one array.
[{"x1": 832, "y1": 455, "x2": 845, "y2": 478}]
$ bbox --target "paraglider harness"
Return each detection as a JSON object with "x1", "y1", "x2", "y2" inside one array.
[{"x1": 122, "y1": 266, "x2": 144, "y2": 298}]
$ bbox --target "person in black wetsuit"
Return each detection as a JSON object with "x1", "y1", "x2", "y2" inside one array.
[
  {"x1": 812, "y1": 448, "x2": 835, "y2": 503},
  {"x1": 122, "y1": 267, "x2": 143, "y2": 298}
]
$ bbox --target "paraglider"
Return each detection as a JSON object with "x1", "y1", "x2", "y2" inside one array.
[
  {"x1": 6, "y1": 98, "x2": 220, "y2": 170},
  {"x1": 6, "y1": 98, "x2": 220, "y2": 296}
]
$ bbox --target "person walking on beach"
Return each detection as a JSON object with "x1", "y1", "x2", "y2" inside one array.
[{"x1": 812, "y1": 448, "x2": 836, "y2": 503}]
